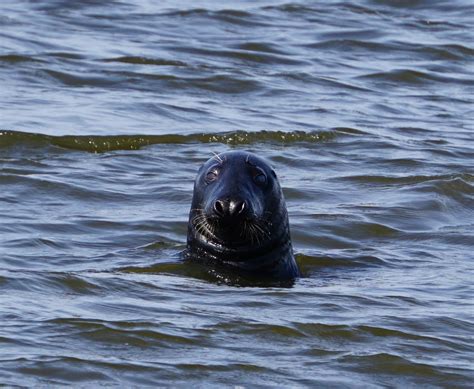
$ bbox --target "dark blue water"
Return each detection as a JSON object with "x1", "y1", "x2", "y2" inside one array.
[{"x1": 1, "y1": 1, "x2": 473, "y2": 387}]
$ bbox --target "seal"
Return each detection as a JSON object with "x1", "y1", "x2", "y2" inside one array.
[{"x1": 186, "y1": 151, "x2": 300, "y2": 281}]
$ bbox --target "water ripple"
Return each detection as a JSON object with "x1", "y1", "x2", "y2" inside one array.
[
  {"x1": 1, "y1": 0, "x2": 473, "y2": 386},
  {"x1": 0, "y1": 129, "x2": 339, "y2": 152}
]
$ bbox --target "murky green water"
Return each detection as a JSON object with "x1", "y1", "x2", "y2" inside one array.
[{"x1": 1, "y1": 0, "x2": 473, "y2": 387}]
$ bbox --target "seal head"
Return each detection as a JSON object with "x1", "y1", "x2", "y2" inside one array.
[{"x1": 186, "y1": 151, "x2": 299, "y2": 281}]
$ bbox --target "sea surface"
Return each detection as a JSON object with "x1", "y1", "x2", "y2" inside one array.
[{"x1": 1, "y1": 0, "x2": 473, "y2": 387}]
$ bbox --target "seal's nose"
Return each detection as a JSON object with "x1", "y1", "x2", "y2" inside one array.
[{"x1": 213, "y1": 198, "x2": 247, "y2": 219}]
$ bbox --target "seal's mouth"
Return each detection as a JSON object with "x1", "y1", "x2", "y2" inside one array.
[{"x1": 191, "y1": 210, "x2": 272, "y2": 249}]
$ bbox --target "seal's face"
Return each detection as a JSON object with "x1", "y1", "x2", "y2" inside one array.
[{"x1": 187, "y1": 151, "x2": 289, "y2": 262}]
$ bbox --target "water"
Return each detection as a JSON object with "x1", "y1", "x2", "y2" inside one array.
[{"x1": 1, "y1": 0, "x2": 473, "y2": 387}]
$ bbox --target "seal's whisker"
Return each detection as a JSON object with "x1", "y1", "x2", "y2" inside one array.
[
  {"x1": 191, "y1": 210, "x2": 219, "y2": 241},
  {"x1": 240, "y1": 220, "x2": 248, "y2": 239},
  {"x1": 257, "y1": 221, "x2": 272, "y2": 239},
  {"x1": 242, "y1": 220, "x2": 248, "y2": 241},
  {"x1": 253, "y1": 223, "x2": 261, "y2": 245},
  {"x1": 192, "y1": 214, "x2": 207, "y2": 223},
  {"x1": 255, "y1": 225, "x2": 263, "y2": 246},
  {"x1": 194, "y1": 216, "x2": 203, "y2": 225},
  {"x1": 212, "y1": 152, "x2": 224, "y2": 164},
  {"x1": 247, "y1": 222, "x2": 252, "y2": 244},
  {"x1": 248, "y1": 223, "x2": 257, "y2": 245},
  {"x1": 253, "y1": 222, "x2": 264, "y2": 234}
]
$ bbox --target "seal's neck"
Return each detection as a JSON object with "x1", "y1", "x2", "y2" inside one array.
[
  {"x1": 225, "y1": 238, "x2": 299, "y2": 279},
  {"x1": 186, "y1": 228, "x2": 299, "y2": 280}
]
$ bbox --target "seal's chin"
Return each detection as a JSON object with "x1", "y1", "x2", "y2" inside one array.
[{"x1": 191, "y1": 211, "x2": 271, "y2": 249}]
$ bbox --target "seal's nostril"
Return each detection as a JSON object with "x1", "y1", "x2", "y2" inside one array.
[{"x1": 214, "y1": 200, "x2": 226, "y2": 217}]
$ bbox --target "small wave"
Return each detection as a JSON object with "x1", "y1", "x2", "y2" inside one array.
[
  {"x1": 49, "y1": 317, "x2": 201, "y2": 347},
  {"x1": 0, "y1": 129, "x2": 339, "y2": 153},
  {"x1": 297, "y1": 254, "x2": 387, "y2": 272},
  {"x1": 262, "y1": 3, "x2": 323, "y2": 14},
  {"x1": 339, "y1": 352, "x2": 470, "y2": 385},
  {"x1": 46, "y1": 51, "x2": 85, "y2": 60},
  {"x1": 339, "y1": 173, "x2": 473, "y2": 187},
  {"x1": 0, "y1": 172, "x2": 127, "y2": 201},
  {"x1": 103, "y1": 56, "x2": 187, "y2": 67},
  {"x1": 120, "y1": 261, "x2": 189, "y2": 276},
  {"x1": 42, "y1": 69, "x2": 121, "y2": 88},
  {"x1": 359, "y1": 69, "x2": 472, "y2": 86},
  {"x1": 308, "y1": 39, "x2": 474, "y2": 62},
  {"x1": 171, "y1": 45, "x2": 302, "y2": 66},
  {"x1": 61, "y1": 69, "x2": 264, "y2": 94},
  {"x1": 162, "y1": 8, "x2": 269, "y2": 27},
  {"x1": 224, "y1": 322, "x2": 306, "y2": 338},
  {"x1": 306, "y1": 39, "x2": 393, "y2": 52},
  {"x1": 236, "y1": 42, "x2": 284, "y2": 54},
  {"x1": 184, "y1": 74, "x2": 262, "y2": 94},
  {"x1": 419, "y1": 43, "x2": 474, "y2": 61},
  {"x1": 0, "y1": 54, "x2": 42, "y2": 64}
]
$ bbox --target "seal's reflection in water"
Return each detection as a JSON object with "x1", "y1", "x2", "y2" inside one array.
[{"x1": 185, "y1": 151, "x2": 300, "y2": 286}]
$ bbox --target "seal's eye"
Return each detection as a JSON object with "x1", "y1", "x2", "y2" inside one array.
[
  {"x1": 205, "y1": 167, "x2": 219, "y2": 183},
  {"x1": 253, "y1": 172, "x2": 267, "y2": 186}
]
